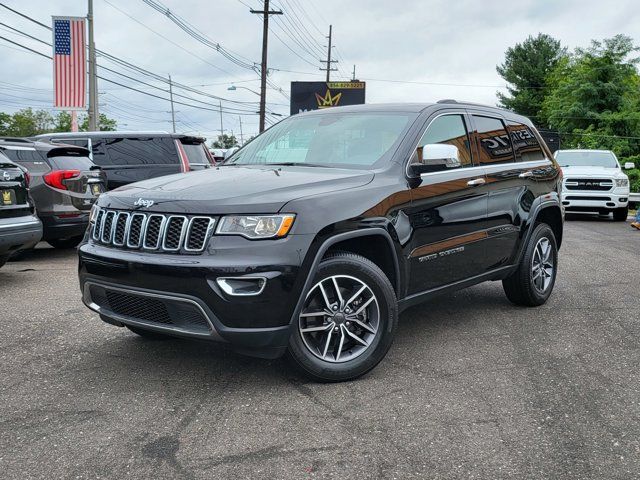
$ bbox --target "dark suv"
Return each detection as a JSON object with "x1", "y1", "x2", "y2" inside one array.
[
  {"x1": 78, "y1": 102, "x2": 563, "y2": 381},
  {"x1": 0, "y1": 151, "x2": 41, "y2": 267},
  {"x1": 1, "y1": 139, "x2": 107, "y2": 249},
  {"x1": 34, "y1": 132, "x2": 214, "y2": 189}
]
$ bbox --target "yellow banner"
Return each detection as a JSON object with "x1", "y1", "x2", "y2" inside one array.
[{"x1": 327, "y1": 82, "x2": 365, "y2": 89}]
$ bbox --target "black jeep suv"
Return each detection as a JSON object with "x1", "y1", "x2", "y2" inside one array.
[{"x1": 79, "y1": 102, "x2": 563, "y2": 381}]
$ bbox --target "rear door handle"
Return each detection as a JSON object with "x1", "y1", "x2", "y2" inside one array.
[
  {"x1": 519, "y1": 171, "x2": 534, "y2": 179},
  {"x1": 467, "y1": 178, "x2": 486, "y2": 187}
]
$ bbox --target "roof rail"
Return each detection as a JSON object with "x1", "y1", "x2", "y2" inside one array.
[{"x1": 437, "y1": 99, "x2": 458, "y2": 104}]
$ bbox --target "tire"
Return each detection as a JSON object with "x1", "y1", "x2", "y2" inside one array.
[
  {"x1": 47, "y1": 235, "x2": 83, "y2": 249},
  {"x1": 125, "y1": 325, "x2": 172, "y2": 340},
  {"x1": 503, "y1": 223, "x2": 558, "y2": 307},
  {"x1": 287, "y1": 252, "x2": 398, "y2": 382},
  {"x1": 613, "y1": 207, "x2": 629, "y2": 221},
  {"x1": 0, "y1": 255, "x2": 8, "y2": 269}
]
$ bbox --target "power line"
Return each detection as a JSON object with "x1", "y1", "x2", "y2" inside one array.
[
  {"x1": 103, "y1": 0, "x2": 237, "y2": 77},
  {"x1": 141, "y1": 0, "x2": 257, "y2": 71},
  {"x1": 0, "y1": 4, "x2": 279, "y2": 109},
  {"x1": 0, "y1": 35, "x2": 268, "y2": 118}
]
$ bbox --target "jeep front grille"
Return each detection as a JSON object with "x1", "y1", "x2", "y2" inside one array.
[
  {"x1": 565, "y1": 178, "x2": 613, "y2": 191},
  {"x1": 92, "y1": 208, "x2": 215, "y2": 253}
]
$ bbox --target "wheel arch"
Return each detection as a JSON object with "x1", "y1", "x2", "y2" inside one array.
[{"x1": 517, "y1": 199, "x2": 563, "y2": 265}]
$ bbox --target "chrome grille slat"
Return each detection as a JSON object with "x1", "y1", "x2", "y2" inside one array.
[
  {"x1": 101, "y1": 211, "x2": 116, "y2": 243},
  {"x1": 112, "y1": 212, "x2": 130, "y2": 247},
  {"x1": 92, "y1": 209, "x2": 105, "y2": 240},
  {"x1": 162, "y1": 215, "x2": 188, "y2": 251},
  {"x1": 127, "y1": 213, "x2": 146, "y2": 248},
  {"x1": 185, "y1": 217, "x2": 215, "y2": 252},
  {"x1": 143, "y1": 215, "x2": 166, "y2": 250},
  {"x1": 92, "y1": 207, "x2": 214, "y2": 254}
]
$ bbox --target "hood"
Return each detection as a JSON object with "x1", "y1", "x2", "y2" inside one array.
[
  {"x1": 560, "y1": 165, "x2": 624, "y2": 178},
  {"x1": 99, "y1": 165, "x2": 374, "y2": 214}
]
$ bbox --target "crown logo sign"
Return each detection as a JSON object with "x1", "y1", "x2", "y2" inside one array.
[{"x1": 315, "y1": 89, "x2": 342, "y2": 108}]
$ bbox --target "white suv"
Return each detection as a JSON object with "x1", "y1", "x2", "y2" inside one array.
[{"x1": 555, "y1": 149, "x2": 634, "y2": 221}]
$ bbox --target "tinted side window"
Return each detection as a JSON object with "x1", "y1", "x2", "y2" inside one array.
[
  {"x1": 473, "y1": 116, "x2": 514, "y2": 165},
  {"x1": 507, "y1": 121, "x2": 546, "y2": 162},
  {"x1": 1, "y1": 148, "x2": 50, "y2": 173},
  {"x1": 181, "y1": 142, "x2": 210, "y2": 165},
  {"x1": 416, "y1": 114, "x2": 473, "y2": 168},
  {"x1": 90, "y1": 138, "x2": 112, "y2": 166},
  {"x1": 104, "y1": 138, "x2": 180, "y2": 166}
]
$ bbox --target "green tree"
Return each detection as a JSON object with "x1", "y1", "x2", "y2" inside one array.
[
  {"x1": 542, "y1": 35, "x2": 640, "y2": 157},
  {"x1": 53, "y1": 111, "x2": 72, "y2": 132},
  {"x1": 79, "y1": 113, "x2": 117, "y2": 132},
  {"x1": 1, "y1": 108, "x2": 54, "y2": 136},
  {"x1": 0, "y1": 109, "x2": 117, "y2": 136},
  {"x1": 497, "y1": 33, "x2": 567, "y2": 125},
  {"x1": 211, "y1": 134, "x2": 238, "y2": 149},
  {"x1": 0, "y1": 112, "x2": 11, "y2": 135}
]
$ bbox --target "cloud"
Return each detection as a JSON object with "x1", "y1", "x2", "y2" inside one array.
[{"x1": 0, "y1": 0, "x2": 638, "y2": 140}]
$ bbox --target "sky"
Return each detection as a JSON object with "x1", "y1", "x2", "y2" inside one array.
[{"x1": 1, "y1": 0, "x2": 639, "y2": 141}]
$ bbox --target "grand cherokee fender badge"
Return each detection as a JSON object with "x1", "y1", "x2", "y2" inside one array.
[
  {"x1": 419, "y1": 246, "x2": 465, "y2": 263},
  {"x1": 134, "y1": 198, "x2": 155, "y2": 208}
]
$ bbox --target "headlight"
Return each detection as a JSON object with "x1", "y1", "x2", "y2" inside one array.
[
  {"x1": 89, "y1": 204, "x2": 100, "y2": 224},
  {"x1": 615, "y1": 178, "x2": 629, "y2": 187},
  {"x1": 216, "y1": 214, "x2": 295, "y2": 239}
]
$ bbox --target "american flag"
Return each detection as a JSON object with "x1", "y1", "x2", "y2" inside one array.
[{"x1": 53, "y1": 17, "x2": 86, "y2": 109}]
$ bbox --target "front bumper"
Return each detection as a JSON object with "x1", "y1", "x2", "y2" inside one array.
[
  {"x1": 78, "y1": 233, "x2": 316, "y2": 358},
  {"x1": 0, "y1": 215, "x2": 43, "y2": 256},
  {"x1": 561, "y1": 189, "x2": 629, "y2": 211}
]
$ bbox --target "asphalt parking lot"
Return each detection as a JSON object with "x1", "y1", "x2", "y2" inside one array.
[{"x1": 1, "y1": 216, "x2": 639, "y2": 479}]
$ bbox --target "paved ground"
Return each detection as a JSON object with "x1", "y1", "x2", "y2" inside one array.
[{"x1": 1, "y1": 216, "x2": 639, "y2": 479}]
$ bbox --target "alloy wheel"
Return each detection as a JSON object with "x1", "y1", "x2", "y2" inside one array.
[
  {"x1": 531, "y1": 237, "x2": 554, "y2": 294},
  {"x1": 298, "y1": 275, "x2": 380, "y2": 363}
]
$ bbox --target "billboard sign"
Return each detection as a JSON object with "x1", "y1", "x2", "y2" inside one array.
[{"x1": 290, "y1": 81, "x2": 366, "y2": 115}]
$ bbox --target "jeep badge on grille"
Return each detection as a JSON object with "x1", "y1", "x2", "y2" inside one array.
[{"x1": 134, "y1": 198, "x2": 154, "y2": 208}]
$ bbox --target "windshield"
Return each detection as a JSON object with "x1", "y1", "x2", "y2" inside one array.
[
  {"x1": 225, "y1": 112, "x2": 413, "y2": 169},
  {"x1": 555, "y1": 151, "x2": 618, "y2": 168}
]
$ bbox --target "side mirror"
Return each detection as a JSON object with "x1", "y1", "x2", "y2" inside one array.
[
  {"x1": 409, "y1": 144, "x2": 461, "y2": 175},
  {"x1": 624, "y1": 162, "x2": 635, "y2": 170}
]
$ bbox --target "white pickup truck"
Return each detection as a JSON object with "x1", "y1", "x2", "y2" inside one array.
[{"x1": 555, "y1": 149, "x2": 634, "y2": 221}]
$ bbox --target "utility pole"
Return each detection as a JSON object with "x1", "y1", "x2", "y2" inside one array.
[
  {"x1": 168, "y1": 74, "x2": 176, "y2": 133},
  {"x1": 219, "y1": 100, "x2": 224, "y2": 138},
  {"x1": 319, "y1": 25, "x2": 338, "y2": 82},
  {"x1": 250, "y1": 0, "x2": 282, "y2": 133},
  {"x1": 87, "y1": 0, "x2": 99, "y2": 131},
  {"x1": 238, "y1": 116, "x2": 244, "y2": 145}
]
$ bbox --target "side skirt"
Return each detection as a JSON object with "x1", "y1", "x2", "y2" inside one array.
[{"x1": 397, "y1": 265, "x2": 516, "y2": 312}]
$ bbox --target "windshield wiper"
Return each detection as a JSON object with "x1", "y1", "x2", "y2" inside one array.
[{"x1": 264, "y1": 162, "x2": 327, "y2": 168}]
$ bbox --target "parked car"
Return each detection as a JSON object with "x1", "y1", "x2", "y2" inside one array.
[
  {"x1": 0, "y1": 138, "x2": 107, "y2": 249},
  {"x1": 209, "y1": 148, "x2": 226, "y2": 163},
  {"x1": 78, "y1": 101, "x2": 563, "y2": 381},
  {"x1": 0, "y1": 151, "x2": 42, "y2": 268},
  {"x1": 555, "y1": 149, "x2": 633, "y2": 221},
  {"x1": 33, "y1": 132, "x2": 215, "y2": 189}
]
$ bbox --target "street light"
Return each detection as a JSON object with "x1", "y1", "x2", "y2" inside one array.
[{"x1": 227, "y1": 85, "x2": 261, "y2": 96}]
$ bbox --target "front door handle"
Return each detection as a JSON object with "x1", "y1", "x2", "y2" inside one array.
[{"x1": 467, "y1": 178, "x2": 486, "y2": 187}]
